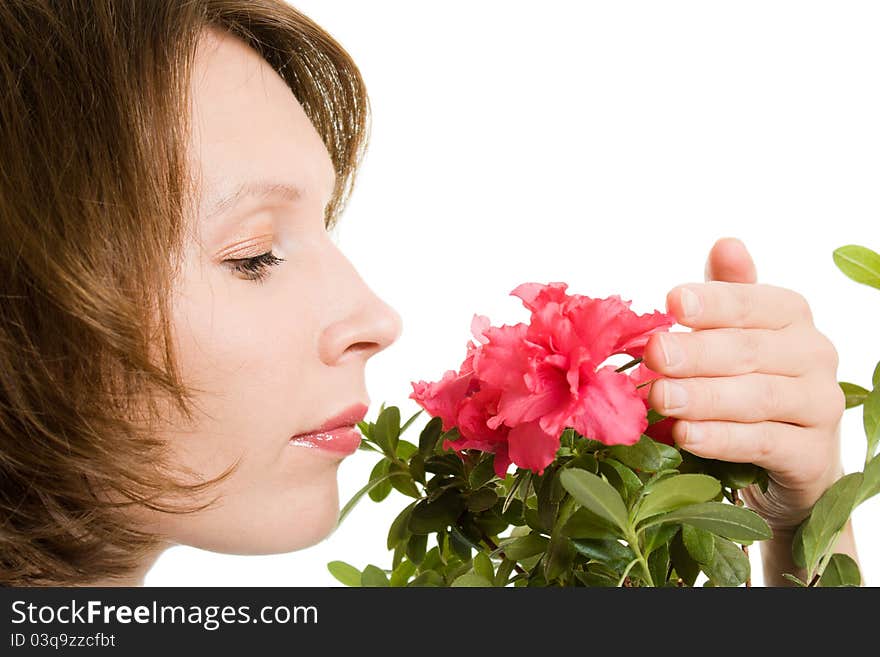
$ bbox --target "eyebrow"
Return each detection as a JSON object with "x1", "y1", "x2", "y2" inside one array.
[{"x1": 204, "y1": 181, "x2": 305, "y2": 221}]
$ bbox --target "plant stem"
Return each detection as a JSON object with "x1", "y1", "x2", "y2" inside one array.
[
  {"x1": 731, "y1": 489, "x2": 751, "y2": 588},
  {"x1": 480, "y1": 531, "x2": 526, "y2": 576},
  {"x1": 627, "y1": 532, "x2": 655, "y2": 587}
]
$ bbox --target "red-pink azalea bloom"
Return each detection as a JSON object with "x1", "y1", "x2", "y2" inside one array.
[{"x1": 410, "y1": 283, "x2": 676, "y2": 476}]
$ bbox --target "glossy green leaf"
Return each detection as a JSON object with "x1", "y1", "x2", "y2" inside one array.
[
  {"x1": 473, "y1": 551, "x2": 495, "y2": 581},
  {"x1": 544, "y1": 534, "x2": 576, "y2": 582},
  {"x1": 497, "y1": 533, "x2": 549, "y2": 561},
  {"x1": 400, "y1": 409, "x2": 423, "y2": 435},
  {"x1": 702, "y1": 536, "x2": 749, "y2": 587},
  {"x1": 387, "y1": 501, "x2": 417, "y2": 550},
  {"x1": 405, "y1": 533, "x2": 428, "y2": 565},
  {"x1": 781, "y1": 573, "x2": 807, "y2": 587},
  {"x1": 818, "y1": 553, "x2": 861, "y2": 587},
  {"x1": 561, "y1": 507, "x2": 620, "y2": 540},
  {"x1": 682, "y1": 524, "x2": 715, "y2": 564},
  {"x1": 598, "y1": 459, "x2": 642, "y2": 505},
  {"x1": 840, "y1": 382, "x2": 869, "y2": 409},
  {"x1": 648, "y1": 543, "x2": 670, "y2": 587},
  {"x1": 466, "y1": 487, "x2": 499, "y2": 513},
  {"x1": 373, "y1": 406, "x2": 401, "y2": 456},
  {"x1": 647, "y1": 501, "x2": 772, "y2": 541},
  {"x1": 494, "y1": 559, "x2": 516, "y2": 587},
  {"x1": 451, "y1": 571, "x2": 493, "y2": 587},
  {"x1": 669, "y1": 530, "x2": 700, "y2": 586},
  {"x1": 408, "y1": 489, "x2": 465, "y2": 535},
  {"x1": 418, "y1": 416, "x2": 443, "y2": 458},
  {"x1": 570, "y1": 538, "x2": 635, "y2": 572},
  {"x1": 559, "y1": 468, "x2": 629, "y2": 533},
  {"x1": 833, "y1": 244, "x2": 880, "y2": 290},
  {"x1": 642, "y1": 522, "x2": 681, "y2": 556},
  {"x1": 367, "y1": 458, "x2": 392, "y2": 502},
  {"x1": 469, "y1": 456, "x2": 498, "y2": 489},
  {"x1": 361, "y1": 565, "x2": 390, "y2": 587},
  {"x1": 389, "y1": 559, "x2": 417, "y2": 587},
  {"x1": 708, "y1": 461, "x2": 763, "y2": 490},
  {"x1": 327, "y1": 560, "x2": 361, "y2": 587},
  {"x1": 407, "y1": 570, "x2": 444, "y2": 587},
  {"x1": 635, "y1": 474, "x2": 721, "y2": 523},
  {"x1": 863, "y1": 387, "x2": 880, "y2": 460},
  {"x1": 798, "y1": 472, "x2": 863, "y2": 575},
  {"x1": 396, "y1": 439, "x2": 418, "y2": 460},
  {"x1": 608, "y1": 435, "x2": 668, "y2": 472},
  {"x1": 856, "y1": 453, "x2": 880, "y2": 507},
  {"x1": 389, "y1": 461, "x2": 421, "y2": 498}
]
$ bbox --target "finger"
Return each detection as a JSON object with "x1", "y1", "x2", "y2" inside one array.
[
  {"x1": 642, "y1": 326, "x2": 838, "y2": 378},
  {"x1": 647, "y1": 372, "x2": 841, "y2": 427},
  {"x1": 666, "y1": 281, "x2": 813, "y2": 330},
  {"x1": 672, "y1": 421, "x2": 826, "y2": 481},
  {"x1": 705, "y1": 237, "x2": 758, "y2": 284}
]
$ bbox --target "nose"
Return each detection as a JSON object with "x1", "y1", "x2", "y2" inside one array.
[{"x1": 318, "y1": 283, "x2": 403, "y2": 366}]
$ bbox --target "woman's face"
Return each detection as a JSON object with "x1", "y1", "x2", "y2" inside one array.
[{"x1": 145, "y1": 28, "x2": 402, "y2": 555}]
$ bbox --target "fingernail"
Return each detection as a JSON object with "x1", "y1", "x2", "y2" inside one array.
[
  {"x1": 663, "y1": 380, "x2": 688, "y2": 411},
  {"x1": 680, "y1": 287, "x2": 702, "y2": 319},
  {"x1": 684, "y1": 422, "x2": 703, "y2": 446},
  {"x1": 659, "y1": 334, "x2": 682, "y2": 367}
]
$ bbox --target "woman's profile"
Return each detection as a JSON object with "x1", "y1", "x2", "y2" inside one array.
[{"x1": 0, "y1": 1, "x2": 859, "y2": 587}]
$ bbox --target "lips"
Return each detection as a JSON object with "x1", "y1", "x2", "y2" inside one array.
[{"x1": 288, "y1": 402, "x2": 369, "y2": 456}]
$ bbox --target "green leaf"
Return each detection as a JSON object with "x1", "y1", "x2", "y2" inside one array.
[
  {"x1": 570, "y1": 538, "x2": 636, "y2": 572},
  {"x1": 494, "y1": 559, "x2": 516, "y2": 587},
  {"x1": 635, "y1": 474, "x2": 721, "y2": 524},
  {"x1": 473, "y1": 551, "x2": 495, "y2": 581},
  {"x1": 388, "y1": 461, "x2": 422, "y2": 499},
  {"x1": 559, "y1": 468, "x2": 629, "y2": 534},
  {"x1": 327, "y1": 560, "x2": 361, "y2": 587},
  {"x1": 561, "y1": 507, "x2": 620, "y2": 540},
  {"x1": 407, "y1": 570, "x2": 444, "y2": 587},
  {"x1": 467, "y1": 487, "x2": 499, "y2": 513},
  {"x1": 840, "y1": 382, "x2": 870, "y2": 409},
  {"x1": 642, "y1": 522, "x2": 681, "y2": 556},
  {"x1": 418, "y1": 416, "x2": 443, "y2": 458},
  {"x1": 833, "y1": 244, "x2": 880, "y2": 290},
  {"x1": 682, "y1": 524, "x2": 715, "y2": 564},
  {"x1": 597, "y1": 459, "x2": 642, "y2": 505},
  {"x1": 387, "y1": 501, "x2": 417, "y2": 550},
  {"x1": 856, "y1": 454, "x2": 880, "y2": 507},
  {"x1": 408, "y1": 489, "x2": 465, "y2": 535},
  {"x1": 361, "y1": 565, "x2": 390, "y2": 587},
  {"x1": 864, "y1": 387, "x2": 880, "y2": 460},
  {"x1": 469, "y1": 455, "x2": 498, "y2": 489},
  {"x1": 608, "y1": 435, "x2": 665, "y2": 472},
  {"x1": 707, "y1": 460, "x2": 764, "y2": 490},
  {"x1": 389, "y1": 559, "x2": 418, "y2": 587},
  {"x1": 798, "y1": 472, "x2": 863, "y2": 575},
  {"x1": 405, "y1": 532, "x2": 428, "y2": 565},
  {"x1": 647, "y1": 501, "x2": 772, "y2": 541},
  {"x1": 874, "y1": 361, "x2": 880, "y2": 390},
  {"x1": 544, "y1": 533, "x2": 577, "y2": 582},
  {"x1": 818, "y1": 553, "x2": 862, "y2": 587},
  {"x1": 781, "y1": 573, "x2": 807, "y2": 587},
  {"x1": 396, "y1": 439, "x2": 418, "y2": 460},
  {"x1": 496, "y1": 533, "x2": 549, "y2": 561},
  {"x1": 400, "y1": 409, "x2": 423, "y2": 435},
  {"x1": 367, "y1": 459, "x2": 392, "y2": 502},
  {"x1": 648, "y1": 543, "x2": 670, "y2": 587},
  {"x1": 702, "y1": 536, "x2": 749, "y2": 587},
  {"x1": 451, "y1": 571, "x2": 493, "y2": 587},
  {"x1": 669, "y1": 530, "x2": 700, "y2": 586},
  {"x1": 373, "y1": 406, "x2": 401, "y2": 456}
]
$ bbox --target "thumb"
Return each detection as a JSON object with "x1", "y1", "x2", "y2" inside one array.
[{"x1": 704, "y1": 237, "x2": 758, "y2": 284}]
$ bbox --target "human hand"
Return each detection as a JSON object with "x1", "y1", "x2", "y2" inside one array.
[{"x1": 642, "y1": 237, "x2": 846, "y2": 531}]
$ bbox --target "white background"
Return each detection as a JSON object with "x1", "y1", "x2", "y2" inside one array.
[{"x1": 146, "y1": 0, "x2": 880, "y2": 587}]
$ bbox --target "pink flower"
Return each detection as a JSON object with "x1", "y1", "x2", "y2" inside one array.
[
  {"x1": 629, "y1": 362, "x2": 677, "y2": 446},
  {"x1": 410, "y1": 282, "x2": 676, "y2": 476}
]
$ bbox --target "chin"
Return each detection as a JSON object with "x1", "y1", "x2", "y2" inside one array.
[{"x1": 166, "y1": 474, "x2": 343, "y2": 555}]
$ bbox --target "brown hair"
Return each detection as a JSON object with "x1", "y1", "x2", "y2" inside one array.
[{"x1": 0, "y1": 0, "x2": 370, "y2": 585}]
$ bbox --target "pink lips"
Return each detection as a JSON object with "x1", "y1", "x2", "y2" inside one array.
[{"x1": 288, "y1": 402, "x2": 369, "y2": 456}]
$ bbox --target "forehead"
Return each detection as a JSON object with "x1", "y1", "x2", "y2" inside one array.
[{"x1": 188, "y1": 28, "x2": 336, "y2": 214}]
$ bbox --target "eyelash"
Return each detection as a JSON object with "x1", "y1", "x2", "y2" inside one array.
[{"x1": 225, "y1": 251, "x2": 286, "y2": 283}]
